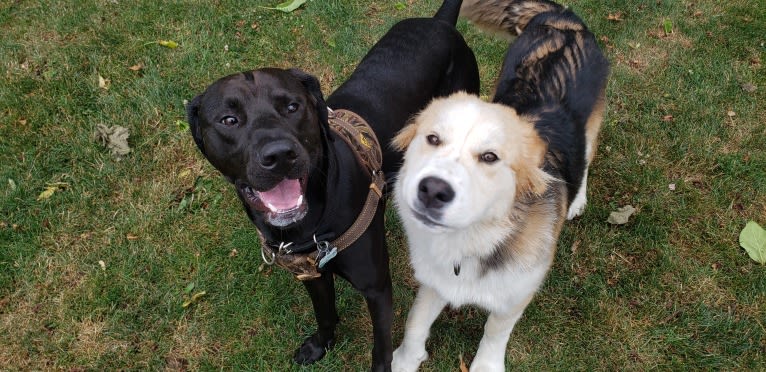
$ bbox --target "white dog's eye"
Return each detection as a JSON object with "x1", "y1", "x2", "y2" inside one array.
[
  {"x1": 479, "y1": 152, "x2": 499, "y2": 163},
  {"x1": 426, "y1": 134, "x2": 441, "y2": 146}
]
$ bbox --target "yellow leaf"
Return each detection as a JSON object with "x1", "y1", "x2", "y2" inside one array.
[
  {"x1": 190, "y1": 291, "x2": 206, "y2": 301},
  {"x1": 459, "y1": 354, "x2": 469, "y2": 372},
  {"x1": 128, "y1": 63, "x2": 144, "y2": 71},
  {"x1": 37, "y1": 182, "x2": 68, "y2": 201},
  {"x1": 98, "y1": 75, "x2": 110, "y2": 90},
  {"x1": 158, "y1": 40, "x2": 178, "y2": 48},
  {"x1": 126, "y1": 234, "x2": 139, "y2": 241}
]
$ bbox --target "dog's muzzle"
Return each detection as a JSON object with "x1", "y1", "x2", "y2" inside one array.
[{"x1": 410, "y1": 176, "x2": 454, "y2": 227}]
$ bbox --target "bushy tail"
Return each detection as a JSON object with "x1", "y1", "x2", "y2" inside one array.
[
  {"x1": 460, "y1": 0, "x2": 581, "y2": 37},
  {"x1": 434, "y1": 0, "x2": 464, "y2": 26}
]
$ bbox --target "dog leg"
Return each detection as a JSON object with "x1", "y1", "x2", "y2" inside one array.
[
  {"x1": 392, "y1": 285, "x2": 447, "y2": 372},
  {"x1": 364, "y1": 283, "x2": 394, "y2": 372},
  {"x1": 470, "y1": 295, "x2": 534, "y2": 372},
  {"x1": 566, "y1": 169, "x2": 588, "y2": 220},
  {"x1": 294, "y1": 274, "x2": 339, "y2": 365}
]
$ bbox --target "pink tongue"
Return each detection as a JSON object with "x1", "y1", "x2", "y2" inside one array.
[{"x1": 259, "y1": 179, "x2": 302, "y2": 211}]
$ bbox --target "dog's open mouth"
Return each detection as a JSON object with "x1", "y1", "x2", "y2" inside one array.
[{"x1": 241, "y1": 178, "x2": 308, "y2": 227}]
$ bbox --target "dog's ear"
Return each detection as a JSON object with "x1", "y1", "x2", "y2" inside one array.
[
  {"x1": 186, "y1": 94, "x2": 206, "y2": 156},
  {"x1": 287, "y1": 68, "x2": 329, "y2": 131},
  {"x1": 391, "y1": 122, "x2": 419, "y2": 151},
  {"x1": 513, "y1": 124, "x2": 554, "y2": 198}
]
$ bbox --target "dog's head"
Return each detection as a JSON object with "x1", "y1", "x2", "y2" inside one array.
[
  {"x1": 392, "y1": 92, "x2": 552, "y2": 231},
  {"x1": 187, "y1": 68, "x2": 330, "y2": 227}
]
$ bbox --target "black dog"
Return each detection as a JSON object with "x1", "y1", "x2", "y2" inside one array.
[{"x1": 186, "y1": 0, "x2": 479, "y2": 370}]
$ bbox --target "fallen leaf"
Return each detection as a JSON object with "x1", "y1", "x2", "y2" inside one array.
[
  {"x1": 663, "y1": 19, "x2": 673, "y2": 35},
  {"x1": 607, "y1": 12, "x2": 623, "y2": 22},
  {"x1": 182, "y1": 291, "x2": 207, "y2": 308},
  {"x1": 176, "y1": 119, "x2": 189, "y2": 132},
  {"x1": 230, "y1": 248, "x2": 238, "y2": 257},
  {"x1": 184, "y1": 282, "x2": 195, "y2": 294},
  {"x1": 727, "y1": 111, "x2": 736, "y2": 117},
  {"x1": 99, "y1": 260, "x2": 106, "y2": 271},
  {"x1": 739, "y1": 221, "x2": 766, "y2": 264},
  {"x1": 668, "y1": 183, "x2": 676, "y2": 191},
  {"x1": 98, "y1": 75, "x2": 110, "y2": 90},
  {"x1": 37, "y1": 182, "x2": 68, "y2": 201},
  {"x1": 260, "y1": 0, "x2": 307, "y2": 12},
  {"x1": 662, "y1": 115, "x2": 674, "y2": 122},
  {"x1": 158, "y1": 40, "x2": 178, "y2": 48},
  {"x1": 128, "y1": 62, "x2": 144, "y2": 71},
  {"x1": 395, "y1": 2, "x2": 407, "y2": 10},
  {"x1": 126, "y1": 233, "x2": 139, "y2": 240},
  {"x1": 8, "y1": 178, "x2": 16, "y2": 191},
  {"x1": 693, "y1": 10, "x2": 703, "y2": 17},
  {"x1": 607, "y1": 205, "x2": 636, "y2": 225},
  {"x1": 741, "y1": 83, "x2": 757, "y2": 93}
]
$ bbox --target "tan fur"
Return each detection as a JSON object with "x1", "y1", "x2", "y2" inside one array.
[
  {"x1": 585, "y1": 91, "x2": 606, "y2": 163},
  {"x1": 391, "y1": 123, "x2": 419, "y2": 151},
  {"x1": 509, "y1": 123, "x2": 551, "y2": 198},
  {"x1": 460, "y1": 0, "x2": 561, "y2": 36}
]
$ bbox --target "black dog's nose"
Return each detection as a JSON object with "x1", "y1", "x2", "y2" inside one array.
[
  {"x1": 417, "y1": 176, "x2": 455, "y2": 209},
  {"x1": 259, "y1": 140, "x2": 298, "y2": 171}
]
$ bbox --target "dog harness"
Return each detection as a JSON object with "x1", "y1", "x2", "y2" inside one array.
[{"x1": 258, "y1": 108, "x2": 386, "y2": 281}]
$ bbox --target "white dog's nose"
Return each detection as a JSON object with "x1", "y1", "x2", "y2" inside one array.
[{"x1": 417, "y1": 176, "x2": 455, "y2": 210}]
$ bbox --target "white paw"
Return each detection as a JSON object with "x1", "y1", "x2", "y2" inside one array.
[
  {"x1": 392, "y1": 346, "x2": 427, "y2": 372},
  {"x1": 567, "y1": 194, "x2": 587, "y2": 220},
  {"x1": 469, "y1": 358, "x2": 505, "y2": 372}
]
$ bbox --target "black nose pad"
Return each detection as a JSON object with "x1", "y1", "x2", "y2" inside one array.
[
  {"x1": 417, "y1": 176, "x2": 455, "y2": 210},
  {"x1": 259, "y1": 140, "x2": 298, "y2": 171}
]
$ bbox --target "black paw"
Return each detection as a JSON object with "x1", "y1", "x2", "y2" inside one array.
[{"x1": 292, "y1": 334, "x2": 335, "y2": 365}]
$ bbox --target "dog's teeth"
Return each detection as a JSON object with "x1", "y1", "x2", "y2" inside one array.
[
  {"x1": 266, "y1": 203, "x2": 277, "y2": 212},
  {"x1": 297, "y1": 195, "x2": 303, "y2": 205}
]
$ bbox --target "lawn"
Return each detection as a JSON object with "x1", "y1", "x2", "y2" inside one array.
[{"x1": 1, "y1": 0, "x2": 764, "y2": 370}]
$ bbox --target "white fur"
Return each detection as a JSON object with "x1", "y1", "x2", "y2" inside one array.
[{"x1": 392, "y1": 94, "x2": 556, "y2": 372}]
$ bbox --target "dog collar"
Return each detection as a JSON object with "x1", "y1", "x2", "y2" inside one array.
[{"x1": 257, "y1": 108, "x2": 386, "y2": 281}]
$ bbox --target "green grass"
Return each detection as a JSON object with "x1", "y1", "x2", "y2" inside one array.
[{"x1": 1, "y1": 0, "x2": 765, "y2": 370}]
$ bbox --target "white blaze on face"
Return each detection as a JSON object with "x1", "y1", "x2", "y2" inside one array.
[{"x1": 397, "y1": 93, "x2": 530, "y2": 230}]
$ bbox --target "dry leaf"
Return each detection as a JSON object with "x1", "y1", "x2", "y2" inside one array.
[
  {"x1": 668, "y1": 183, "x2": 676, "y2": 191},
  {"x1": 99, "y1": 260, "x2": 106, "y2": 271},
  {"x1": 608, "y1": 205, "x2": 636, "y2": 225},
  {"x1": 128, "y1": 63, "x2": 144, "y2": 71},
  {"x1": 37, "y1": 182, "x2": 68, "y2": 201},
  {"x1": 727, "y1": 111, "x2": 736, "y2": 117},
  {"x1": 126, "y1": 234, "x2": 139, "y2": 240},
  {"x1": 662, "y1": 115, "x2": 674, "y2": 122},
  {"x1": 98, "y1": 75, "x2": 110, "y2": 90},
  {"x1": 158, "y1": 40, "x2": 178, "y2": 48},
  {"x1": 607, "y1": 12, "x2": 623, "y2": 22},
  {"x1": 741, "y1": 83, "x2": 757, "y2": 93}
]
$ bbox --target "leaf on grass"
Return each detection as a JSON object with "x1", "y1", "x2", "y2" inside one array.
[
  {"x1": 395, "y1": 2, "x2": 407, "y2": 10},
  {"x1": 8, "y1": 179, "x2": 16, "y2": 191},
  {"x1": 94, "y1": 124, "x2": 131, "y2": 159},
  {"x1": 158, "y1": 40, "x2": 178, "y2": 48},
  {"x1": 126, "y1": 233, "x2": 139, "y2": 240},
  {"x1": 37, "y1": 182, "x2": 68, "y2": 201},
  {"x1": 182, "y1": 291, "x2": 207, "y2": 308},
  {"x1": 607, "y1": 205, "x2": 636, "y2": 225},
  {"x1": 741, "y1": 83, "x2": 757, "y2": 93},
  {"x1": 98, "y1": 75, "x2": 110, "y2": 90},
  {"x1": 662, "y1": 115, "x2": 674, "y2": 122},
  {"x1": 184, "y1": 282, "x2": 195, "y2": 294},
  {"x1": 663, "y1": 19, "x2": 673, "y2": 35},
  {"x1": 607, "y1": 12, "x2": 623, "y2": 22},
  {"x1": 739, "y1": 221, "x2": 766, "y2": 264},
  {"x1": 128, "y1": 63, "x2": 144, "y2": 71},
  {"x1": 175, "y1": 119, "x2": 189, "y2": 132},
  {"x1": 99, "y1": 260, "x2": 106, "y2": 271},
  {"x1": 260, "y1": 0, "x2": 307, "y2": 13}
]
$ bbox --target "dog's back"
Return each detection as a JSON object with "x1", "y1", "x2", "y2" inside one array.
[{"x1": 462, "y1": 0, "x2": 609, "y2": 210}]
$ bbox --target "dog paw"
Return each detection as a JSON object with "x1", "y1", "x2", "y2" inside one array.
[
  {"x1": 567, "y1": 192, "x2": 587, "y2": 220},
  {"x1": 293, "y1": 334, "x2": 335, "y2": 365},
  {"x1": 392, "y1": 346, "x2": 427, "y2": 372}
]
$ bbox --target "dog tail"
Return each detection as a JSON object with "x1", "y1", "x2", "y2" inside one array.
[
  {"x1": 460, "y1": 0, "x2": 583, "y2": 37},
  {"x1": 434, "y1": 0, "x2": 464, "y2": 26}
]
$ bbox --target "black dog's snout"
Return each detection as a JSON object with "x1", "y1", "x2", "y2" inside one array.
[
  {"x1": 259, "y1": 140, "x2": 298, "y2": 171},
  {"x1": 417, "y1": 176, "x2": 454, "y2": 210}
]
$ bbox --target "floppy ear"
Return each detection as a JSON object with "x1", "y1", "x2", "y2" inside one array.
[
  {"x1": 391, "y1": 123, "x2": 419, "y2": 151},
  {"x1": 513, "y1": 127, "x2": 554, "y2": 198},
  {"x1": 287, "y1": 68, "x2": 330, "y2": 140},
  {"x1": 186, "y1": 94, "x2": 206, "y2": 156}
]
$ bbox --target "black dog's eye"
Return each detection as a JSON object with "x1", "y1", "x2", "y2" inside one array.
[
  {"x1": 287, "y1": 103, "x2": 299, "y2": 113},
  {"x1": 221, "y1": 116, "x2": 239, "y2": 126},
  {"x1": 479, "y1": 152, "x2": 499, "y2": 163},
  {"x1": 426, "y1": 134, "x2": 441, "y2": 146}
]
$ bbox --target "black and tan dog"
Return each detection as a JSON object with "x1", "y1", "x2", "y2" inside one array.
[
  {"x1": 186, "y1": 0, "x2": 479, "y2": 370},
  {"x1": 391, "y1": 0, "x2": 608, "y2": 370}
]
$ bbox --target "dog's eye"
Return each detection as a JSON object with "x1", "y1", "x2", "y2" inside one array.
[
  {"x1": 479, "y1": 152, "x2": 499, "y2": 163},
  {"x1": 426, "y1": 134, "x2": 441, "y2": 146},
  {"x1": 287, "y1": 103, "x2": 299, "y2": 113},
  {"x1": 220, "y1": 116, "x2": 239, "y2": 126}
]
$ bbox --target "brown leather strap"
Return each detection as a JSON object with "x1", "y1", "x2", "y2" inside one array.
[{"x1": 256, "y1": 109, "x2": 386, "y2": 281}]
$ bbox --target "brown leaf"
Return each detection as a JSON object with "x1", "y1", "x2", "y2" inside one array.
[
  {"x1": 607, "y1": 12, "x2": 623, "y2": 22},
  {"x1": 128, "y1": 63, "x2": 144, "y2": 71},
  {"x1": 741, "y1": 83, "x2": 757, "y2": 93},
  {"x1": 662, "y1": 115, "x2": 674, "y2": 122},
  {"x1": 126, "y1": 234, "x2": 139, "y2": 240}
]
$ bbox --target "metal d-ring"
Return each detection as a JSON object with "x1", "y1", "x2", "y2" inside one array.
[{"x1": 261, "y1": 244, "x2": 275, "y2": 265}]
